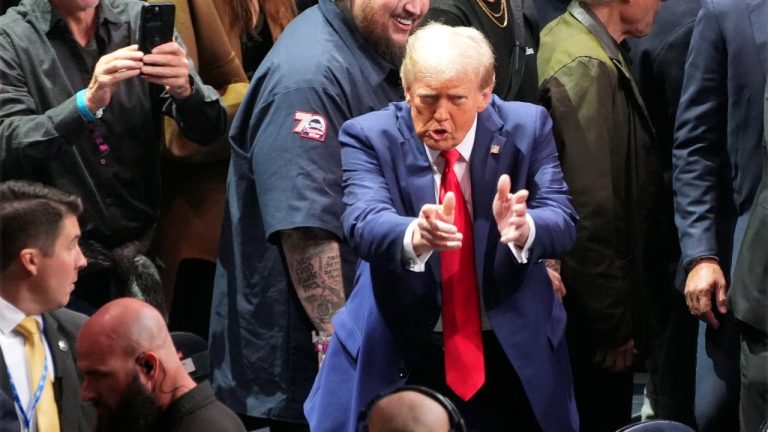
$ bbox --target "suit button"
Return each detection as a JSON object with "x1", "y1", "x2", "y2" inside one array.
[{"x1": 398, "y1": 368, "x2": 408, "y2": 379}]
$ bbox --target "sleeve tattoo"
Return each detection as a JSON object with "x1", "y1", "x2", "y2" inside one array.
[{"x1": 281, "y1": 228, "x2": 346, "y2": 334}]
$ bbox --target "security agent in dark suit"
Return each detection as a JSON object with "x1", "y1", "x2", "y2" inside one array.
[
  {"x1": 628, "y1": 0, "x2": 701, "y2": 425},
  {"x1": 672, "y1": 0, "x2": 768, "y2": 430},
  {"x1": 729, "y1": 82, "x2": 768, "y2": 432},
  {"x1": 0, "y1": 180, "x2": 93, "y2": 431}
]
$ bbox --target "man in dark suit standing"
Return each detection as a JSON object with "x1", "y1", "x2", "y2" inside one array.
[
  {"x1": 629, "y1": 0, "x2": 701, "y2": 425},
  {"x1": 0, "y1": 180, "x2": 93, "y2": 431},
  {"x1": 305, "y1": 23, "x2": 579, "y2": 432},
  {"x1": 729, "y1": 83, "x2": 768, "y2": 432},
  {"x1": 672, "y1": 0, "x2": 767, "y2": 430}
]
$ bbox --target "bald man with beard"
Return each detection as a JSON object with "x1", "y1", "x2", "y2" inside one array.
[{"x1": 76, "y1": 298, "x2": 245, "y2": 432}]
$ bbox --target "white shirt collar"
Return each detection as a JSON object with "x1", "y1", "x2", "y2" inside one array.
[{"x1": 0, "y1": 296, "x2": 43, "y2": 336}]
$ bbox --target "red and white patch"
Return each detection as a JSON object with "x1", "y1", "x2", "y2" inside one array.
[{"x1": 292, "y1": 111, "x2": 328, "y2": 142}]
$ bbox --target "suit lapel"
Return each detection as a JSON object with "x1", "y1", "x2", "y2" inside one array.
[
  {"x1": 471, "y1": 107, "x2": 507, "y2": 288},
  {"x1": 42, "y1": 314, "x2": 78, "y2": 432},
  {"x1": 748, "y1": 0, "x2": 768, "y2": 77}
]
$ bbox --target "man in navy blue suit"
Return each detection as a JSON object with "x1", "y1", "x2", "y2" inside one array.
[
  {"x1": 672, "y1": 0, "x2": 768, "y2": 430},
  {"x1": 305, "y1": 23, "x2": 578, "y2": 432}
]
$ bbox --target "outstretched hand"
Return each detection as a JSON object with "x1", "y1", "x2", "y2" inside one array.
[
  {"x1": 493, "y1": 174, "x2": 530, "y2": 247},
  {"x1": 412, "y1": 192, "x2": 463, "y2": 256}
]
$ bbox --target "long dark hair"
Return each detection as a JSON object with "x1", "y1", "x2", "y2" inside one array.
[{"x1": 230, "y1": 0, "x2": 298, "y2": 41}]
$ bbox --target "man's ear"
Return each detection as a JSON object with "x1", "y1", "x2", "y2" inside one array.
[
  {"x1": 477, "y1": 85, "x2": 493, "y2": 112},
  {"x1": 136, "y1": 352, "x2": 160, "y2": 378},
  {"x1": 19, "y1": 248, "x2": 40, "y2": 276},
  {"x1": 404, "y1": 88, "x2": 412, "y2": 105}
]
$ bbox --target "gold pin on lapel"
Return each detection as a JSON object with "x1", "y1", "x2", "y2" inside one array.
[{"x1": 490, "y1": 144, "x2": 500, "y2": 154}]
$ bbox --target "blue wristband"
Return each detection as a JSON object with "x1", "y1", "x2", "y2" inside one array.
[{"x1": 76, "y1": 89, "x2": 98, "y2": 122}]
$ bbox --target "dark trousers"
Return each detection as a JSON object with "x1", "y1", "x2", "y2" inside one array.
[
  {"x1": 567, "y1": 331, "x2": 634, "y2": 432},
  {"x1": 407, "y1": 331, "x2": 542, "y2": 432},
  {"x1": 645, "y1": 288, "x2": 698, "y2": 427},
  {"x1": 695, "y1": 316, "x2": 741, "y2": 432},
  {"x1": 739, "y1": 324, "x2": 768, "y2": 432}
]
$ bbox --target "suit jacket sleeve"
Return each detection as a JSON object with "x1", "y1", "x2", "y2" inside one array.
[
  {"x1": 672, "y1": 0, "x2": 727, "y2": 265},
  {"x1": 543, "y1": 57, "x2": 634, "y2": 348},
  {"x1": 340, "y1": 117, "x2": 417, "y2": 271},
  {"x1": 521, "y1": 105, "x2": 578, "y2": 263}
]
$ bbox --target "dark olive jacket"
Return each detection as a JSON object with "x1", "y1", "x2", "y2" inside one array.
[{"x1": 537, "y1": 1, "x2": 669, "y2": 352}]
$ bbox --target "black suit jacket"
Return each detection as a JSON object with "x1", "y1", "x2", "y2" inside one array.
[
  {"x1": 730, "y1": 85, "x2": 768, "y2": 334},
  {"x1": 0, "y1": 308, "x2": 94, "y2": 431}
]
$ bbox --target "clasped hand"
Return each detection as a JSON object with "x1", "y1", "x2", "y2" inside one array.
[
  {"x1": 85, "y1": 42, "x2": 191, "y2": 113},
  {"x1": 411, "y1": 174, "x2": 530, "y2": 256},
  {"x1": 684, "y1": 259, "x2": 728, "y2": 329}
]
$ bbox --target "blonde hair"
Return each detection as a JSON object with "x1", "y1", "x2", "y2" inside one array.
[{"x1": 400, "y1": 22, "x2": 495, "y2": 90}]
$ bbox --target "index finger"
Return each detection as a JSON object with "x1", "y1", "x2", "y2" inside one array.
[
  {"x1": 511, "y1": 189, "x2": 529, "y2": 204},
  {"x1": 701, "y1": 310, "x2": 720, "y2": 330},
  {"x1": 148, "y1": 40, "x2": 183, "y2": 55},
  {"x1": 105, "y1": 45, "x2": 143, "y2": 60},
  {"x1": 715, "y1": 282, "x2": 728, "y2": 314}
]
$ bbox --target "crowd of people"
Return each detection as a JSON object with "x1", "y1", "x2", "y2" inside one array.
[{"x1": 0, "y1": 0, "x2": 765, "y2": 431}]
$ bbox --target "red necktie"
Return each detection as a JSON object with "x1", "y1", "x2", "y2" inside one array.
[{"x1": 439, "y1": 149, "x2": 485, "y2": 401}]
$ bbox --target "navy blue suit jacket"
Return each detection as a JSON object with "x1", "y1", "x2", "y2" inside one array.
[
  {"x1": 305, "y1": 96, "x2": 579, "y2": 431},
  {"x1": 673, "y1": 0, "x2": 767, "y2": 274}
]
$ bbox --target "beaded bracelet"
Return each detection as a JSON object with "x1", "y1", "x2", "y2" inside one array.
[{"x1": 312, "y1": 331, "x2": 332, "y2": 354}]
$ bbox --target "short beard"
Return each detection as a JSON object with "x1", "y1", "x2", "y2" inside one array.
[
  {"x1": 95, "y1": 374, "x2": 161, "y2": 432},
  {"x1": 355, "y1": 0, "x2": 407, "y2": 66}
]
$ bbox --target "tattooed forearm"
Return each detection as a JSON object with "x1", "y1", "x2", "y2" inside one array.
[{"x1": 282, "y1": 228, "x2": 346, "y2": 334}]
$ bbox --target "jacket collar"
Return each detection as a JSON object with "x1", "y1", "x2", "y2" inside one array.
[
  {"x1": 567, "y1": 0, "x2": 623, "y2": 64},
  {"x1": 568, "y1": 1, "x2": 655, "y2": 135}
]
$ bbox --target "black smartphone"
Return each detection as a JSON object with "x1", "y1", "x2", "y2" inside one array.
[{"x1": 138, "y1": 2, "x2": 175, "y2": 54}]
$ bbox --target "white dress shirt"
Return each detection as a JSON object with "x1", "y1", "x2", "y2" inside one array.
[
  {"x1": 402, "y1": 115, "x2": 536, "y2": 271},
  {"x1": 0, "y1": 296, "x2": 56, "y2": 432}
]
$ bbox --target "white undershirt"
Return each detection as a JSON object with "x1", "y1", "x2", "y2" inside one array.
[{"x1": 0, "y1": 296, "x2": 56, "y2": 432}]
